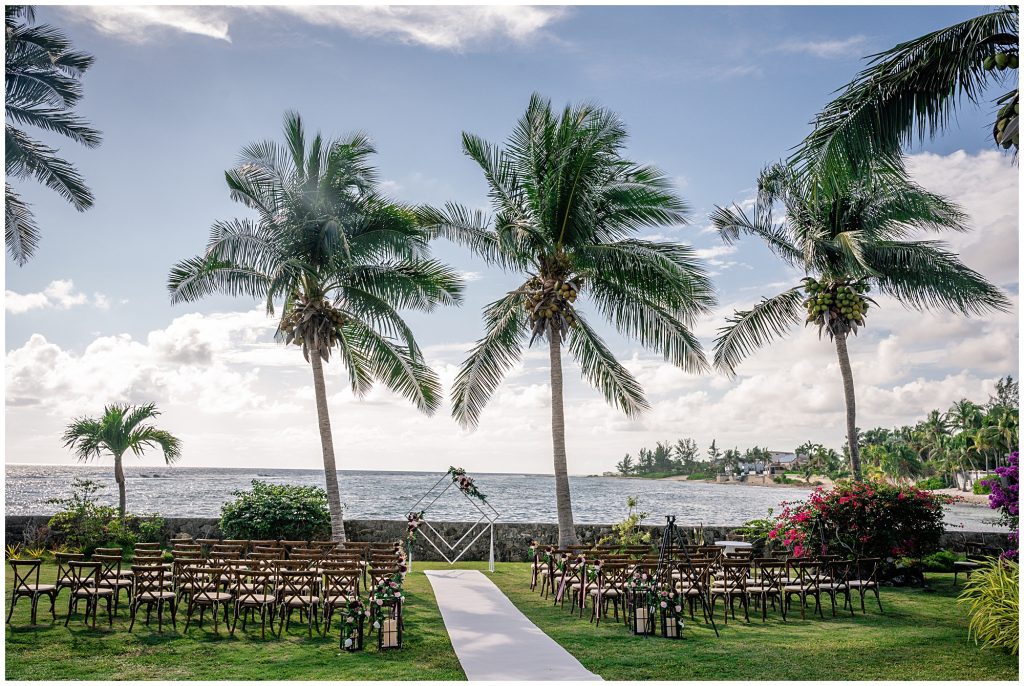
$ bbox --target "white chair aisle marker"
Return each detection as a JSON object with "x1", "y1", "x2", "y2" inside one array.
[{"x1": 425, "y1": 569, "x2": 602, "y2": 681}]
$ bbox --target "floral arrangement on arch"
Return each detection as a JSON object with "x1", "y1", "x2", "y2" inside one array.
[
  {"x1": 983, "y1": 452, "x2": 1019, "y2": 560},
  {"x1": 341, "y1": 599, "x2": 369, "y2": 650},
  {"x1": 767, "y1": 480, "x2": 957, "y2": 563},
  {"x1": 447, "y1": 466, "x2": 487, "y2": 502},
  {"x1": 406, "y1": 511, "x2": 425, "y2": 543}
]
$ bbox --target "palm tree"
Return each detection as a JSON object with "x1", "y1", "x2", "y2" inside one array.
[
  {"x1": 167, "y1": 112, "x2": 463, "y2": 541},
  {"x1": 790, "y1": 5, "x2": 1019, "y2": 188},
  {"x1": 62, "y1": 403, "x2": 181, "y2": 519},
  {"x1": 711, "y1": 162, "x2": 1009, "y2": 481},
  {"x1": 5, "y1": 5, "x2": 102, "y2": 265},
  {"x1": 420, "y1": 95, "x2": 715, "y2": 546}
]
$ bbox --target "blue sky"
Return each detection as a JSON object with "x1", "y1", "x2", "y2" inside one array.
[{"x1": 5, "y1": 4, "x2": 1019, "y2": 474}]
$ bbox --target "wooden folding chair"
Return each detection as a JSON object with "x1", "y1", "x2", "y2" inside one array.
[{"x1": 6, "y1": 559, "x2": 57, "y2": 624}]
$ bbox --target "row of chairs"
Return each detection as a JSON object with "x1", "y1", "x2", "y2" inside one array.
[
  {"x1": 531, "y1": 543, "x2": 883, "y2": 630},
  {"x1": 7, "y1": 539, "x2": 406, "y2": 640}
]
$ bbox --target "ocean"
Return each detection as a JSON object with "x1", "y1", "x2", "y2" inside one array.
[{"x1": 3, "y1": 464, "x2": 1006, "y2": 531}]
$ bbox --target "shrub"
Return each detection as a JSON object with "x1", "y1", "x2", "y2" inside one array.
[
  {"x1": 921, "y1": 549, "x2": 962, "y2": 572},
  {"x1": 46, "y1": 478, "x2": 134, "y2": 555},
  {"x1": 983, "y1": 453, "x2": 1019, "y2": 559},
  {"x1": 768, "y1": 481, "x2": 956, "y2": 562},
  {"x1": 973, "y1": 480, "x2": 992, "y2": 495},
  {"x1": 137, "y1": 514, "x2": 166, "y2": 544},
  {"x1": 916, "y1": 476, "x2": 947, "y2": 490},
  {"x1": 958, "y1": 559, "x2": 1019, "y2": 655},
  {"x1": 686, "y1": 472, "x2": 710, "y2": 481},
  {"x1": 598, "y1": 496, "x2": 652, "y2": 551},
  {"x1": 219, "y1": 480, "x2": 331, "y2": 541}
]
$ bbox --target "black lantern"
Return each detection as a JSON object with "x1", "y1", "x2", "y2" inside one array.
[
  {"x1": 627, "y1": 590, "x2": 655, "y2": 636},
  {"x1": 376, "y1": 600, "x2": 404, "y2": 651},
  {"x1": 341, "y1": 602, "x2": 366, "y2": 652},
  {"x1": 660, "y1": 607, "x2": 683, "y2": 639},
  {"x1": 657, "y1": 591, "x2": 684, "y2": 639}
]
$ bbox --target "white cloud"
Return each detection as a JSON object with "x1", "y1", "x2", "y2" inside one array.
[
  {"x1": 905, "y1": 149, "x2": 1019, "y2": 288},
  {"x1": 6, "y1": 280, "x2": 107, "y2": 314},
  {"x1": 779, "y1": 35, "x2": 867, "y2": 59},
  {"x1": 59, "y1": 5, "x2": 568, "y2": 51},
  {"x1": 61, "y1": 6, "x2": 232, "y2": 43},
  {"x1": 460, "y1": 271, "x2": 484, "y2": 283},
  {"x1": 275, "y1": 5, "x2": 568, "y2": 51}
]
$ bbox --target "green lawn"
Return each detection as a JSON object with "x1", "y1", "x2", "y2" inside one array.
[
  {"x1": 483, "y1": 562, "x2": 1017, "y2": 681},
  {"x1": 6, "y1": 561, "x2": 1018, "y2": 681},
  {"x1": 5, "y1": 560, "x2": 464, "y2": 680}
]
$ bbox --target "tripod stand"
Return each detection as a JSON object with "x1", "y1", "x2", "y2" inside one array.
[{"x1": 655, "y1": 515, "x2": 719, "y2": 637}]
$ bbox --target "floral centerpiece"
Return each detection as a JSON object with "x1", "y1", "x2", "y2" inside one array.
[
  {"x1": 655, "y1": 587, "x2": 685, "y2": 638},
  {"x1": 340, "y1": 599, "x2": 369, "y2": 651},
  {"x1": 983, "y1": 452, "x2": 1019, "y2": 560},
  {"x1": 625, "y1": 569, "x2": 656, "y2": 635},
  {"x1": 447, "y1": 466, "x2": 487, "y2": 502},
  {"x1": 369, "y1": 571, "x2": 406, "y2": 627}
]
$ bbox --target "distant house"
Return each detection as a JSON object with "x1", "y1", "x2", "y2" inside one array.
[{"x1": 767, "y1": 451, "x2": 806, "y2": 474}]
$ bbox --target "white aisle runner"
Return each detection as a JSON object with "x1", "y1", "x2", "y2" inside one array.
[{"x1": 425, "y1": 569, "x2": 602, "y2": 681}]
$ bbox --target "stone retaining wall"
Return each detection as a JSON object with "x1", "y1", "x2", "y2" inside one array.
[{"x1": 4, "y1": 515, "x2": 1008, "y2": 560}]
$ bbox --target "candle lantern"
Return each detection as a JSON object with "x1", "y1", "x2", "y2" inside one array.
[
  {"x1": 376, "y1": 600, "x2": 404, "y2": 651},
  {"x1": 341, "y1": 601, "x2": 366, "y2": 652},
  {"x1": 661, "y1": 607, "x2": 683, "y2": 639},
  {"x1": 627, "y1": 591, "x2": 655, "y2": 636},
  {"x1": 657, "y1": 591, "x2": 684, "y2": 639}
]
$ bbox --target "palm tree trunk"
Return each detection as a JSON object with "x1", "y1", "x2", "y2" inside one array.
[
  {"x1": 114, "y1": 453, "x2": 126, "y2": 520},
  {"x1": 548, "y1": 329, "x2": 578, "y2": 547},
  {"x1": 834, "y1": 332, "x2": 862, "y2": 482},
  {"x1": 310, "y1": 352, "x2": 346, "y2": 542}
]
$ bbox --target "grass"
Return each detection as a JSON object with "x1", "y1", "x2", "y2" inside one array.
[
  {"x1": 7, "y1": 560, "x2": 1020, "y2": 681},
  {"x1": 5, "y1": 560, "x2": 464, "y2": 681},
  {"x1": 482, "y1": 562, "x2": 1018, "y2": 681}
]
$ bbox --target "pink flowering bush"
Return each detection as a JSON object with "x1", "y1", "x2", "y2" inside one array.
[
  {"x1": 983, "y1": 452, "x2": 1019, "y2": 560},
  {"x1": 768, "y1": 480, "x2": 957, "y2": 562}
]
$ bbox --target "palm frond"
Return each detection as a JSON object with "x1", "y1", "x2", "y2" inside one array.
[
  {"x1": 4, "y1": 183, "x2": 39, "y2": 265},
  {"x1": 713, "y1": 287, "x2": 805, "y2": 376},
  {"x1": 864, "y1": 240, "x2": 1012, "y2": 315},
  {"x1": 565, "y1": 314, "x2": 649, "y2": 417},
  {"x1": 451, "y1": 290, "x2": 529, "y2": 429},
  {"x1": 790, "y1": 6, "x2": 1019, "y2": 183}
]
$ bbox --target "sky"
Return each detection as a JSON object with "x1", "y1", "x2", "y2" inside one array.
[{"x1": 4, "y1": 3, "x2": 1020, "y2": 476}]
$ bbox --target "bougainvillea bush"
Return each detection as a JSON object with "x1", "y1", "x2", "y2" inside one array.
[
  {"x1": 768, "y1": 480, "x2": 956, "y2": 562},
  {"x1": 984, "y1": 452, "x2": 1019, "y2": 560}
]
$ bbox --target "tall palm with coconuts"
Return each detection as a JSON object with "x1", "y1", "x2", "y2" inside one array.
[
  {"x1": 710, "y1": 161, "x2": 1009, "y2": 482},
  {"x1": 62, "y1": 403, "x2": 181, "y2": 520},
  {"x1": 168, "y1": 112, "x2": 463, "y2": 541},
  {"x1": 421, "y1": 94, "x2": 715, "y2": 546}
]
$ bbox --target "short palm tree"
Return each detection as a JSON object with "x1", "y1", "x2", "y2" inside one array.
[
  {"x1": 168, "y1": 112, "x2": 462, "y2": 542},
  {"x1": 5, "y1": 5, "x2": 102, "y2": 265},
  {"x1": 710, "y1": 162, "x2": 1009, "y2": 481},
  {"x1": 421, "y1": 94, "x2": 715, "y2": 546},
  {"x1": 62, "y1": 403, "x2": 181, "y2": 519},
  {"x1": 791, "y1": 5, "x2": 1019, "y2": 186}
]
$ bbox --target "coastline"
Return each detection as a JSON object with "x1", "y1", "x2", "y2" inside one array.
[{"x1": 654, "y1": 474, "x2": 993, "y2": 506}]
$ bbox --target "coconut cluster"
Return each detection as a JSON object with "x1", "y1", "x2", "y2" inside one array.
[
  {"x1": 984, "y1": 50, "x2": 1019, "y2": 72},
  {"x1": 279, "y1": 297, "x2": 345, "y2": 351},
  {"x1": 523, "y1": 275, "x2": 580, "y2": 340},
  {"x1": 802, "y1": 278, "x2": 872, "y2": 335},
  {"x1": 993, "y1": 90, "x2": 1019, "y2": 149}
]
